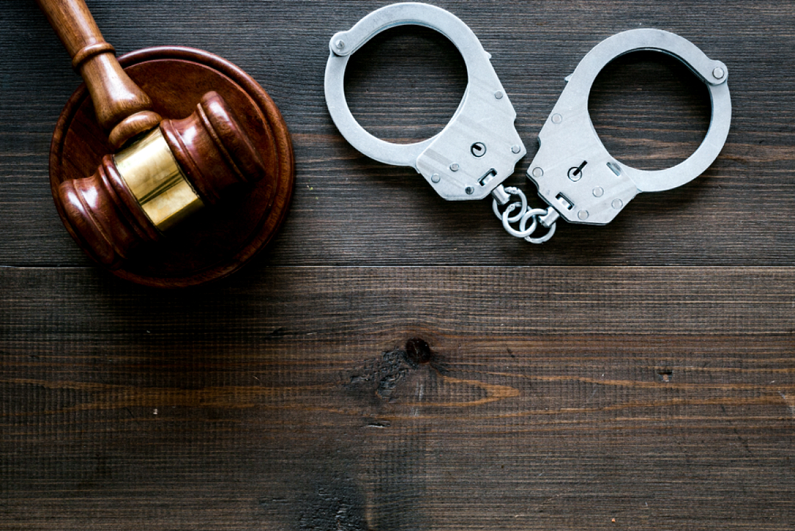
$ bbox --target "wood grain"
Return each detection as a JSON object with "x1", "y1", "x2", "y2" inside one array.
[
  {"x1": 2, "y1": 0, "x2": 794, "y2": 529},
  {"x1": 2, "y1": 266, "x2": 794, "y2": 529}
]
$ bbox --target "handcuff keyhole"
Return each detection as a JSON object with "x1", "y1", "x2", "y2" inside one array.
[
  {"x1": 471, "y1": 142, "x2": 486, "y2": 157},
  {"x1": 568, "y1": 160, "x2": 587, "y2": 181}
]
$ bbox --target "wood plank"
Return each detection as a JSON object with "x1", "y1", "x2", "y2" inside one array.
[
  {"x1": 3, "y1": 0, "x2": 794, "y2": 529},
  {"x1": 1, "y1": 0, "x2": 794, "y2": 267},
  {"x1": 2, "y1": 266, "x2": 794, "y2": 529}
]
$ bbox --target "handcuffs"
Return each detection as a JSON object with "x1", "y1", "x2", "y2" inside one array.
[{"x1": 325, "y1": 3, "x2": 731, "y2": 243}]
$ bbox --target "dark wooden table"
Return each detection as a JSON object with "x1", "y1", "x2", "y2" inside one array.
[{"x1": 2, "y1": 1, "x2": 794, "y2": 529}]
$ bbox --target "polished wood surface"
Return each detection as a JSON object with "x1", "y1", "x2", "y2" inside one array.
[
  {"x1": 2, "y1": 0, "x2": 794, "y2": 529},
  {"x1": 50, "y1": 47, "x2": 294, "y2": 287},
  {"x1": 162, "y1": 91, "x2": 272, "y2": 205}
]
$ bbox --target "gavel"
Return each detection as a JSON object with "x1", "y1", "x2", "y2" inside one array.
[{"x1": 37, "y1": 0, "x2": 293, "y2": 283}]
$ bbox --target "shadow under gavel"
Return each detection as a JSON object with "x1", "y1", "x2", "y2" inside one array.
[{"x1": 37, "y1": 0, "x2": 292, "y2": 283}]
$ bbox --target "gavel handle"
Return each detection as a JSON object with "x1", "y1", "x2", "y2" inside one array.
[{"x1": 36, "y1": 0, "x2": 162, "y2": 148}]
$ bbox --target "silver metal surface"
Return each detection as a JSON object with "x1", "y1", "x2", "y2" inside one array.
[
  {"x1": 526, "y1": 28, "x2": 732, "y2": 225},
  {"x1": 324, "y1": 2, "x2": 526, "y2": 201}
]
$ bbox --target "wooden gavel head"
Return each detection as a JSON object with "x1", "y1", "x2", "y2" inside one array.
[{"x1": 59, "y1": 91, "x2": 270, "y2": 269}]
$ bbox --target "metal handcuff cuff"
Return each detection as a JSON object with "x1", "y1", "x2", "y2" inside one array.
[{"x1": 324, "y1": 3, "x2": 732, "y2": 243}]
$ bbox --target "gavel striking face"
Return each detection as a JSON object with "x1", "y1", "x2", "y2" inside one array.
[{"x1": 37, "y1": 0, "x2": 282, "y2": 274}]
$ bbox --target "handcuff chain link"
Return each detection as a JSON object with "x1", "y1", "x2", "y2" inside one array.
[{"x1": 492, "y1": 186, "x2": 557, "y2": 244}]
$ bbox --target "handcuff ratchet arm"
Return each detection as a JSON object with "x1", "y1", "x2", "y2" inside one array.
[{"x1": 325, "y1": 2, "x2": 526, "y2": 201}]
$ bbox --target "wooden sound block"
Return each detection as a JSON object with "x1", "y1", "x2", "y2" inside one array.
[{"x1": 49, "y1": 47, "x2": 294, "y2": 288}]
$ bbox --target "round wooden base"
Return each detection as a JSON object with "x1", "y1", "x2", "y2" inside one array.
[{"x1": 49, "y1": 47, "x2": 294, "y2": 288}]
